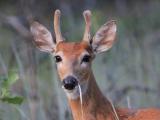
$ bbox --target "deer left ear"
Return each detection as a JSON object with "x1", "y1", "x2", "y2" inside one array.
[
  {"x1": 30, "y1": 21, "x2": 55, "y2": 53},
  {"x1": 91, "y1": 20, "x2": 117, "y2": 54}
]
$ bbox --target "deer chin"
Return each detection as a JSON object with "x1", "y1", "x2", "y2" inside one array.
[{"x1": 62, "y1": 81, "x2": 88, "y2": 100}]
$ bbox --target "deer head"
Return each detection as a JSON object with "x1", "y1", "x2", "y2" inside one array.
[{"x1": 30, "y1": 10, "x2": 117, "y2": 99}]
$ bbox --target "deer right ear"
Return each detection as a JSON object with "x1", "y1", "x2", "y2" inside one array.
[
  {"x1": 30, "y1": 21, "x2": 55, "y2": 53},
  {"x1": 91, "y1": 20, "x2": 117, "y2": 54}
]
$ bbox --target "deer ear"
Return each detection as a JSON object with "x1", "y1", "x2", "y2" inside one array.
[
  {"x1": 30, "y1": 21, "x2": 55, "y2": 53},
  {"x1": 92, "y1": 20, "x2": 117, "y2": 54}
]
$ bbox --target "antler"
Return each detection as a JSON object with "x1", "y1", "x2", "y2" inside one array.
[
  {"x1": 83, "y1": 10, "x2": 91, "y2": 42},
  {"x1": 54, "y1": 9, "x2": 63, "y2": 43}
]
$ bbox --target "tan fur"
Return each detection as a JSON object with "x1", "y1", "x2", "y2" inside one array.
[
  {"x1": 54, "y1": 41, "x2": 160, "y2": 120},
  {"x1": 55, "y1": 41, "x2": 93, "y2": 80},
  {"x1": 55, "y1": 41, "x2": 92, "y2": 57}
]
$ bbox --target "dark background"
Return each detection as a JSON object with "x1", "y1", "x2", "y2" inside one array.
[{"x1": 0, "y1": 0, "x2": 160, "y2": 120}]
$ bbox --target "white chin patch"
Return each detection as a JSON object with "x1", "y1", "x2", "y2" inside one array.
[{"x1": 63, "y1": 82, "x2": 88, "y2": 100}]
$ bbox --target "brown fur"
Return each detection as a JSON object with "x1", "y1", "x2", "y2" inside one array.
[
  {"x1": 55, "y1": 41, "x2": 93, "y2": 57},
  {"x1": 55, "y1": 41, "x2": 93, "y2": 80},
  {"x1": 55, "y1": 41, "x2": 160, "y2": 120}
]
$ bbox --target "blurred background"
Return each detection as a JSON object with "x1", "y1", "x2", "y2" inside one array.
[{"x1": 0, "y1": 0, "x2": 160, "y2": 120}]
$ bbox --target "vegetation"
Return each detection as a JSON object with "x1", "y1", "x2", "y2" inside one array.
[
  {"x1": 0, "y1": 0, "x2": 160, "y2": 120},
  {"x1": 0, "y1": 71, "x2": 23, "y2": 105}
]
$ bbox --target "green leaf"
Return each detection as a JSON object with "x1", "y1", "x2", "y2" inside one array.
[
  {"x1": 8, "y1": 72, "x2": 19, "y2": 86},
  {"x1": 1, "y1": 88, "x2": 10, "y2": 97},
  {"x1": 0, "y1": 72, "x2": 19, "y2": 89},
  {"x1": 1, "y1": 78, "x2": 9, "y2": 88},
  {"x1": 1, "y1": 96, "x2": 24, "y2": 105},
  {"x1": 0, "y1": 72, "x2": 23, "y2": 105}
]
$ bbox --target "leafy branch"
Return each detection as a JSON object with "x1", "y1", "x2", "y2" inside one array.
[{"x1": 0, "y1": 71, "x2": 23, "y2": 105}]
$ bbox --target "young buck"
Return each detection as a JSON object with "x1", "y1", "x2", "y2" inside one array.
[{"x1": 30, "y1": 10, "x2": 160, "y2": 120}]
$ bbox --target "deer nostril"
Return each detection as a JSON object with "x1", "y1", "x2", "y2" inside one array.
[{"x1": 62, "y1": 76, "x2": 78, "y2": 90}]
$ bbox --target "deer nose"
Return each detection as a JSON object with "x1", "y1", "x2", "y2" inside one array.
[{"x1": 62, "y1": 76, "x2": 78, "y2": 90}]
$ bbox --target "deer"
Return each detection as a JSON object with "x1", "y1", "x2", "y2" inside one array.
[{"x1": 30, "y1": 9, "x2": 160, "y2": 120}]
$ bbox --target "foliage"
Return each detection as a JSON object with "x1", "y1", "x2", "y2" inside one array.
[{"x1": 0, "y1": 71, "x2": 23, "y2": 105}]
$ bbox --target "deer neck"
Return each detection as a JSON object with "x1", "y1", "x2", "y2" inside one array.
[{"x1": 68, "y1": 71, "x2": 116, "y2": 120}]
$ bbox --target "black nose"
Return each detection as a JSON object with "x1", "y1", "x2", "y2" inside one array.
[{"x1": 62, "y1": 76, "x2": 78, "y2": 90}]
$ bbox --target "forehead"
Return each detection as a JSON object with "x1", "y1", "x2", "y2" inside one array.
[{"x1": 55, "y1": 41, "x2": 92, "y2": 55}]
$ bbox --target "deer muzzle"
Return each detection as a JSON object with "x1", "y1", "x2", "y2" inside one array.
[{"x1": 62, "y1": 76, "x2": 78, "y2": 90}]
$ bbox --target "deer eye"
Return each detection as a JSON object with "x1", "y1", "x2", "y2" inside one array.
[
  {"x1": 82, "y1": 55, "x2": 91, "y2": 63},
  {"x1": 55, "y1": 55, "x2": 62, "y2": 63}
]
